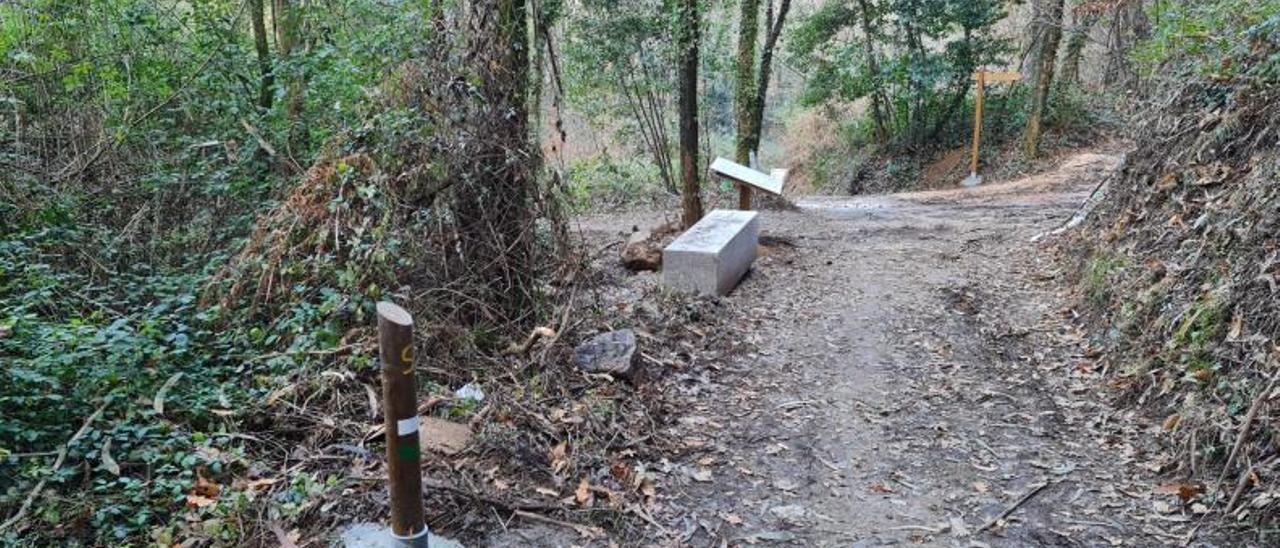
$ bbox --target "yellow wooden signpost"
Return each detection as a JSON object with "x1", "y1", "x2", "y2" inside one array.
[{"x1": 964, "y1": 70, "x2": 1022, "y2": 187}]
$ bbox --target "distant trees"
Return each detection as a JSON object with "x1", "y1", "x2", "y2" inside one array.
[
  {"x1": 273, "y1": 0, "x2": 306, "y2": 152},
  {"x1": 562, "y1": 0, "x2": 680, "y2": 193},
  {"x1": 1058, "y1": 5, "x2": 1101, "y2": 88},
  {"x1": 791, "y1": 0, "x2": 1009, "y2": 152},
  {"x1": 1023, "y1": 0, "x2": 1065, "y2": 158}
]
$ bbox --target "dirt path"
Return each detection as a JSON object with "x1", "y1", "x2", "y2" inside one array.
[
  {"x1": 575, "y1": 152, "x2": 1210, "y2": 548},
  {"x1": 560, "y1": 152, "x2": 1219, "y2": 547}
]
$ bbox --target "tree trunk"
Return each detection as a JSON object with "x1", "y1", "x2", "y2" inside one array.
[
  {"x1": 273, "y1": 0, "x2": 305, "y2": 152},
  {"x1": 930, "y1": 28, "x2": 972, "y2": 142},
  {"x1": 677, "y1": 0, "x2": 702, "y2": 228},
  {"x1": 249, "y1": 0, "x2": 274, "y2": 110},
  {"x1": 901, "y1": 13, "x2": 927, "y2": 150},
  {"x1": 1059, "y1": 11, "x2": 1098, "y2": 87},
  {"x1": 733, "y1": 0, "x2": 760, "y2": 166},
  {"x1": 451, "y1": 0, "x2": 536, "y2": 322},
  {"x1": 1024, "y1": 0, "x2": 1064, "y2": 158},
  {"x1": 856, "y1": 0, "x2": 888, "y2": 144}
]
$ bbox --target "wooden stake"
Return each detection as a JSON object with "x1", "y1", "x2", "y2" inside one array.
[
  {"x1": 970, "y1": 70, "x2": 985, "y2": 176},
  {"x1": 740, "y1": 150, "x2": 759, "y2": 211},
  {"x1": 377, "y1": 301, "x2": 427, "y2": 545}
]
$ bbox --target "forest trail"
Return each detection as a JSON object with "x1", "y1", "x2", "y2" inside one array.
[{"x1": 629, "y1": 151, "x2": 1203, "y2": 547}]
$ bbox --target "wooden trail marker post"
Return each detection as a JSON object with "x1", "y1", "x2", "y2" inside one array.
[
  {"x1": 964, "y1": 70, "x2": 1021, "y2": 187},
  {"x1": 376, "y1": 301, "x2": 428, "y2": 547},
  {"x1": 710, "y1": 157, "x2": 784, "y2": 211}
]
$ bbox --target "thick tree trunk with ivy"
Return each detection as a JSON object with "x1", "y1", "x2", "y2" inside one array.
[
  {"x1": 677, "y1": 0, "x2": 702, "y2": 228},
  {"x1": 451, "y1": 0, "x2": 537, "y2": 321},
  {"x1": 1024, "y1": 0, "x2": 1064, "y2": 158},
  {"x1": 747, "y1": 0, "x2": 789, "y2": 159},
  {"x1": 250, "y1": 0, "x2": 274, "y2": 110},
  {"x1": 734, "y1": 0, "x2": 791, "y2": 169}
]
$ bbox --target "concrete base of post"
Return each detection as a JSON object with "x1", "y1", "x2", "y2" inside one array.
[{"x1": 341, "y1": 523, "x2": 462, "y2": 548}]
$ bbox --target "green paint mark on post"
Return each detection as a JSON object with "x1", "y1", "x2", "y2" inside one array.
[{"x1": 397, "y1": 442, "x2": 420, "y2": 462}]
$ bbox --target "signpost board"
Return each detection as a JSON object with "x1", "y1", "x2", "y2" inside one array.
[{"x1": 710, "y1": 157, "x2": 784, "y2": 210}]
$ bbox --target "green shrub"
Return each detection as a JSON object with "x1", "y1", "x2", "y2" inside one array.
[
  {"x1": 564, "y1": 155, "x2": 670, "y2": 211},
  {"x1": 1085, "y1": 252, "x2": 1125, "y2": 308}
]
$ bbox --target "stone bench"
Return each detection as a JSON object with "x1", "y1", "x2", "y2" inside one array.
[{"x1": 663, "y1": 209, "x2": 759, "y2": 296}]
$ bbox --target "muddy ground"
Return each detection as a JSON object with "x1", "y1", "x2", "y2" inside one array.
[{"x1": 538, "y1": 152, "x2": 1235, "y2": 547}]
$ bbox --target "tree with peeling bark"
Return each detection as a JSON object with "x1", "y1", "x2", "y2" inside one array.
[
  {"x1": 677, "y1": 0, "x2": 703, "y2": 228},
  {"x1": 1024, "y1": 0, "x2": 1065, "y2": 158}
]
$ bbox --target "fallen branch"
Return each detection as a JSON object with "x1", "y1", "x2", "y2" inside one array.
[
  {"x1": 504, "y1": 326, "x2": 556, "y2": 356},
  {"x1": 1214, "y1": 376, "x2": 1276, "y2": 508},
  {"x1": 888, "y1": 524, "x2": 945, "y2": 534},
  {"x1": 976, "y1": 481, "x2": 1052, "y2": 533},
  {"x1": 1225, "y1": 465, "x2": 1255, "y2": 514},
  {"x1": 512, "y1": 509, "x2": 603, "y2": 539},
  {"x1": 0, "y1": 402, "x2": 108, "y2": 532}
]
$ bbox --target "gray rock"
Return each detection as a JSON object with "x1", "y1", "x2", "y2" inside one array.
[
  {"x1": 574, "y1": 329, "x2": 639, "y2": 378},
  {"x1": 769, "y1": 503, "x2": 809, "y2": 524}
]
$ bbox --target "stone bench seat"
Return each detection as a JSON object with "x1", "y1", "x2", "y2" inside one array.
[{"x1": 662, "y1": 209, "x2": 759, "y2": 296}]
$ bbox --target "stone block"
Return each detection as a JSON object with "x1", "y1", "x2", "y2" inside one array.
[{"x1": 662, "y1": 209, "x2": 759, "y2": 296}]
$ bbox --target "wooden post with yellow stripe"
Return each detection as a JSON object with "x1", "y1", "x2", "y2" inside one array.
[{"x1": 377, "y1": 301, "x2": 427, "y2": 546}]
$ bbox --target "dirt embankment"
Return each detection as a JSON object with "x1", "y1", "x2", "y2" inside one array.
[{"x1": 1066, "y1": 71, "x2": 1280, "y2": 536}]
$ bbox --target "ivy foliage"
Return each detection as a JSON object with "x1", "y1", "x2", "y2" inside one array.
[
  {"x1": 0, "y1": 0, "x2": 434, "y2": 544},
  {"x1": 1133, "y1": 0, "x2": 1280, "y2": 82}
]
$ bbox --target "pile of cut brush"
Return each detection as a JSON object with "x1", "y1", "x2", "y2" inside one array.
[{"x1": 1067, "y1": 37, "x2": 1280, "y2": 535}]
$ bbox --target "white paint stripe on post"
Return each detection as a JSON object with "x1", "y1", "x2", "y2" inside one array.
[{"x1": 396, "y1": 416, "x2": 419, "y2": 436}]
